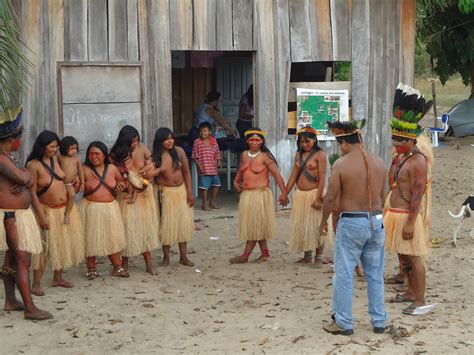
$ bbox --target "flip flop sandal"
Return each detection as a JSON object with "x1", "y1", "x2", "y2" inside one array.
[
  {"x1": 52, "y1": 280, "x2": 74, "y2": 288},
  {"x1": 402, "y1": 305, "x2": 418, "y2": 315},
  {"x1": 390, "y1": 294, "x2": 415, "y2": 303},
  {"x1": 24, "y1": 310, "x2": 53, "y2": 321},
  {"x1": 385, "y1": 275, "x2": 404, "y2": 284},
  {"x1": 31, "y1": 288, "x2": 45, "y2": 297},
  {"x1": 112, "y1": 266, "x2": 130, "y2": 278}
]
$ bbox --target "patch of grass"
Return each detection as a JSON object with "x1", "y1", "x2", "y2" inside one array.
[{"x1": 415, "y1": 75, "x2": 471, "y2": 112}]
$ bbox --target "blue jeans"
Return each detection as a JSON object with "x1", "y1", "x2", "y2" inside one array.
[{"x1": 332, "y1": 213, "x2": 388, "y2": 330}]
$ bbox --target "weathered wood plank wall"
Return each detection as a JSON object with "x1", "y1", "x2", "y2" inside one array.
[{"x1": 16, "y1": 0, "x2": 415, "y2": 169}]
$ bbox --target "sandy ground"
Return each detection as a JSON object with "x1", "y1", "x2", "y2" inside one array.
[{"x1": 1, "y1": 136, "x2": 474, "y2": 354}]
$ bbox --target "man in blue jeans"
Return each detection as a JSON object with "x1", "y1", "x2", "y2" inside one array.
[{"x1": 319, "y1": 119, "x2": 388, "y2": 335}]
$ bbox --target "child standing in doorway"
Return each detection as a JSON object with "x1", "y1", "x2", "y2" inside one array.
[
  {"x1": 58, "y1": 136, "x2": 84, "y2": 224},
  {"x1": 192, "y1": 122, "x2": 222, "y2": 210}
]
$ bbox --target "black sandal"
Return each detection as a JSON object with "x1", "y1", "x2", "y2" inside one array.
[{"x1": 86, "y1": 269, "x2": 98, "y2": 280}]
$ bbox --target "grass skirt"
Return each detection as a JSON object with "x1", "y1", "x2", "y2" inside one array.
[
  {"x1": 159, "y1": 184, "x2": 194, "y2": 245},
  {"x1": 384, "y1": 208, "x2": 429, "y2": 256},
  {"x1": 32, "y1": 204, "x2": 84, "y2": 270},
  {"x1": 239, "y1": 188, "x2": 276, "y2": 241},
  {"x1": 0, "y1": 208, "x2": 42, "y2": 254},
  {"x1": 119, "y1": 186, "x2": 160, "y2": 257},
  {"x1": 80, "y1": 199, "x2": 126, "y2": 257},
  {"x1": 289, "y1": 189, "x2": 329, "y2": 253}
]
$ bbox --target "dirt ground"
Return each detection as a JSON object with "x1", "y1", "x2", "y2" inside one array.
[{"x1": 1, "y1": 136, "x2": 473, "y2": 354}]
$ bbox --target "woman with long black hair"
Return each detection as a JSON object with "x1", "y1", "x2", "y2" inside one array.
[
  {"x1": 80, "y1": 141, "x2": 128, "y2": 279},
  {"x1": 152, "y1": 127, "x2": 195, "y2": 267},
  {"x1": 26, "y1": 130, "x2": 84, "y2": 296},
  {"x1": 110, "y1": 125, "x2": 160, "y2": 274},
  {"x1": 230, "y1": 127, "x2": 288, "y2": 264},
  {"x1": 285, "y1": 127, "x2": 330, "y2": 265}
]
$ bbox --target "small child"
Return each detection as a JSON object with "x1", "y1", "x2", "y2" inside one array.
[
  {"x1": 58, "y1": 136, "x2": 84, "y2": 224},
  {"x1": 122, "y1": 158, "x2": 153, "y2": 204},
  {"x1": 192, "y1": 122, "x2": 222, "y2": 210}
]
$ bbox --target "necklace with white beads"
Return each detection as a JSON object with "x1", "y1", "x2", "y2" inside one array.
[{"x1": 247, "y1": 150, "x2": 261, "y2": 158}]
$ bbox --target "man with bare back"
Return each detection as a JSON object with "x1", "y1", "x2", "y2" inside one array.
[
  {"x1": 319, "y1": 120, "x2": 387, "y2": 336},
  {"x1": 384, "y1": 84, "x2": 433, "y2": 316},
  {"x1": 0, "y1": 108, "x2": 52, "y2": 320}
]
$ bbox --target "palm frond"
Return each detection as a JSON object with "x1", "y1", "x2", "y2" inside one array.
[{"x1": 0, "y1": 0, "x2": 34, "y2": 112}]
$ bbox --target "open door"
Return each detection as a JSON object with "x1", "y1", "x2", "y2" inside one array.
[{"x1": 216, "y1": 57, "x2": 253, "y2": 128}]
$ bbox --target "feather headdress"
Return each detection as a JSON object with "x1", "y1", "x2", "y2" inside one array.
[
  {"x1": 0, "y1": 106, "x2": 23, "y2": 139},
  {"x1": 327, "y1": 119, "x2": 366, "y2": 137},
  {"x1": 390, "y1": 83, "x2": 432, "y2": 139}
]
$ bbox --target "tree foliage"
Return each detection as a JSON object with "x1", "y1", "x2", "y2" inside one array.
[
  {"x1": 416, "y1": 0, "x2": 474, "y2": 97},
  {"x1": 0, "y1": 0, "x2": 33, "y2": 112}
]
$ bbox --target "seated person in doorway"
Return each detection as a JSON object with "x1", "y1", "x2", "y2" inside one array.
[
  {"x1": 188, "y1": 90, "x2": 236, "y2": 145},
  {"x1": 192, "y1": 122, "x2": 222, "y2": 211}
]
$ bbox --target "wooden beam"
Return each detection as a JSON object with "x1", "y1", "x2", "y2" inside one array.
[
  {"x1": 108, "y1": 0, "x2": 128, "y2": 61},
  {"x1": 216, "y1": 0, "x2": 233, "y2": 50},
  {"x1": 127, "y1": 0, "x2": 139, "y2": 61},
  {"x1": 67, "y1": 0, "x2": 88, "y2": 60},
  {"x1": 193, "y1": 0, "x2": 216, "y2": 50},
  {"x1": 330, "y1": 0, "x2": 352, "y2": 61},
  {"x1": 233, "y1": 0, "x2": 253, "y2": 50}
]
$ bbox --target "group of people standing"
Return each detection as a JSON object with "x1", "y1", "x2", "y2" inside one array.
[{"x1": 0, "y1": 83, "x2": 434, "y2": 336}]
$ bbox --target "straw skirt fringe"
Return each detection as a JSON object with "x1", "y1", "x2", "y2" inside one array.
[
  {"x1": 0, "y1": 208, "x2": 42, "y2": 254},
  {"x1": 119, "y1": 186, "x2": 160, "y2": 257},
  {"x1": 384, "y1": 208, "x2": 429, "y2": 256},
  {"x1": 159, "y1": 184, "x2": 194, "y2": 245},
  {"x1": 289, "y1": 189, "x2": 330, "y2": 253},
  {"x1": 80, "y1": 199, "x2": 126, "y2": 257},
  {"x1": 32, "y1": 204, "x2": 84, "y2": 270},
  {"x1": 239, "y1": 188, "x2": 276, "y2": 241}
]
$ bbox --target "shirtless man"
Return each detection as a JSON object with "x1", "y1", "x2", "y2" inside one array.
[
  {"x1": 152, "y1": 127, "x2": 195, "y2": 267},
  {"x1": 230, "y1": 128, "x2": 288, "y2": 264},
  {"x1": 384, "y1": 83, "x2": 433, "y2": 315},
  {"x1": 0, "y1": 110, "x2": 52, "y2": 320},
  {"x1": 319, "y1": 120, "x2": 387, "y2": 336}
]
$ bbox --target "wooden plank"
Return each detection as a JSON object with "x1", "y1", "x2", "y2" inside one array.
[
  {"x1": 169, "y1": 0, "x2": 193, "y2": 50},
  {"x1": 351, "y1": 0, "x2": 370, "y2": 144},
  {"x1": 216, "y1": 0, "x2": 233, "y2": 50},
  {"x1": 193, "y1": 0, "x2": 216, "y2": 50},
  {"x1": 138, "y1": 0, "x2": 152, "y2": 145},
  {"x1": 273, "y1": 0, "x2": 294, "y2": 192},
  {"x1": 19, "y1": 0, "x2": 44, "y2": 157},
  {"x1": 148, "y1": 0, "x2": 173, "y2": 129},
  {"x1": 108, "y1": 0, "x2": 128, "y2": 60},
  {"x1": 62, "y1": 103, "x2": 142, "y2": 149},
  {"x1": 399, "y1": 0, "x2": 415, "y2": 85},
  {"x1": 288, "y1": 82, "x2": 351, "y2": 102},
  {"x1": 61, "y1": 65, "x2": 141, "y2": 103},
  {"x1": 366, "y1": 0, "x2": 384, "y2": 156},
  {"x1": 88, "y1": 0, "x2": 108, "y2": 61},
  {"x1": 232, "y1": 0, "x2": 253, "y2": 50},
  {"x1": 330, "y1": 0, "x2": 352, "y2": 61},
  {"x1": 311, "y1": 0, "x2": 333, "y2": 61},
  {"x1": 289, "y1": 0, "x2": 312, "y2": 62},
  {"x1": 127, "y1": 0, "x2": 139, "y2": 61},
  {"x1": 45, "y1": 0, "x2": 64, "y2": 133},
  {"x1": 254, "y1": 0, "x2": 276, "y2": 146},
  {"x1": 67, "y1": 0, "x2": 88, "y2": 60}
]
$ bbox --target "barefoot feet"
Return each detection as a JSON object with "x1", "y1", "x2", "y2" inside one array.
[
  {"x1": 179, "y1": 257, "x2": 195, "y2": 267},
  {"x1": 24, "y1": 308, "x2": 53, "y2": 321},
  {"x1": 4, "y1": 300, "x2": 25, "y2": 312},
  {"x1": 254, "y1": 254, "x2": 270, "y2": 263},
  {"x1": 229, "y1": 255, "x2": 249, "y2": 264}
]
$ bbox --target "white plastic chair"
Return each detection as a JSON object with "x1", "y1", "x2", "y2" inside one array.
[{"x1": 427, "y1": 113, "x2": 449, "y2": 147}]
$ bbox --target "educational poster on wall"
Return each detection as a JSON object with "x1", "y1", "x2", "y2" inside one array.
[{"x1": 296, "y1": 88, "x2": 349, "y2": 138}]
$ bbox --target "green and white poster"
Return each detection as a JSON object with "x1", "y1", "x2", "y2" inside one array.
[{"x1": 296, "y1": 88, "x2": 349, "y2": 134}]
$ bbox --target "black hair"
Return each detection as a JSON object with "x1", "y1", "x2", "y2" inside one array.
[
  {"x1": 391, "y1": 135, "x2": 417, "y2": 144},
  {"x1": 244, "y1": 127, "x2": 278, "y2": 165},
  {"x1": 152, "y1": 127, "x2": 182, "y2": 170},
  {"x1": 336, "y1": 133, "x2": 362, "y2": 145},
  {"x1": 26, "y1": 130, "x2": 61, "y2": 163},
  {"x1": 297, "y1": 131, "x2": 322, "y2": 153},
  {"x1": 205, "y1": 90, "x2": 221, "y2": 103},
  {"x1": 84, "y1": 141, "x2": 110, "y2": 168},
  {"x1": 110, "y1": 125, "x2": 140, "y2": 164},
  {"x1": 198, "y1": 122, "x2": 212, "y2": 131},
  {"x1": 59, "y1": 136, "x2": 79, "y2": 156},
  {"x1": 245, "y1": 84, "x2": 253, "y2": 108}
]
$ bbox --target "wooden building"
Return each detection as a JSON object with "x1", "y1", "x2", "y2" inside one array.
[{"x1": 14, "y1": 0, "x2": 415, "y2": 186}]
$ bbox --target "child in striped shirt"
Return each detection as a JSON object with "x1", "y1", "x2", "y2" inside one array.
[{"x1": 192, "y1": 122, "x2": 222, "y2": 210}]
